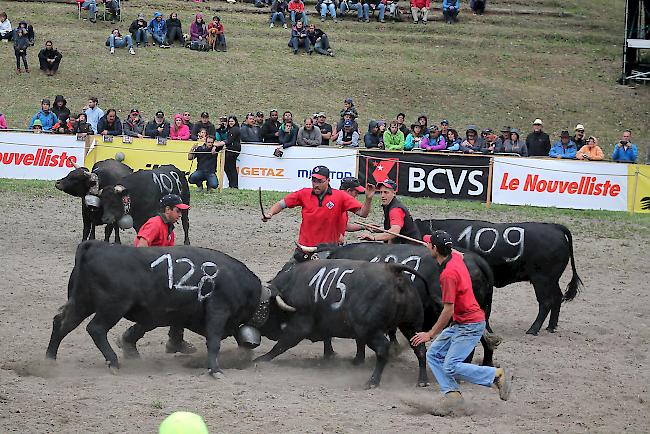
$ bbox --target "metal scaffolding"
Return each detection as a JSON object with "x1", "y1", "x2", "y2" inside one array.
[{"x1": 621, "y1": 0, "x2": 650, "y2": 83}]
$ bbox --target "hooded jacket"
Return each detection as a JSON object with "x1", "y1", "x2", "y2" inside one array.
[
  {"x1": 148, "y1": 13, "x2": 167, "y2": 35},
  {"x1": 190, "y1": 14, "x2": 207, "y2": 41},
  {"x1": 167, "y1": 16, "x2": 182, "y2": 30},
  {"x1": 13, "y1": 27, "x2": 30, "y2": 51},
  {"x1": 170, "y1": 115, "x2": 190, "y2": 140},
  {"x1": 279, "y1": 123, "x2": 298, "y2": 148},
  {"x1": 122, "y1": 115, "x2": 145, "y2": 137},
  {"x1": 363, "y1": 120, "x2": 382, "y2": 148},
  {"x1": 145, "y1": 118, "x2": 171, "y2": 138},
  {"x1": 129, "y1": 17, "x2": 148, "y2": 34},
  {"x1": 52, "y1": 95, "x2": 70, "y2": 123},
  {"x1": 0, "y1": 113, "x2": 7, "y2": 130},
  {"x1": 383, "y1": 129, "x2": 405, "y2": 150}
]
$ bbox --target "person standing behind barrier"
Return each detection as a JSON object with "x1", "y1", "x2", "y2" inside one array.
[
  {"x1": 191, "y1": 112, "x2": 216, "y2": 141},
  {"x1": 526, "y1": 118, "x2": 551, "y2": 157},
  {"x1": 612, "y1": 130, "x2": 638, "y2": 163},
  {"x1": 97, "y1": 108, "x2": 123, "y2": 136},
  {"x1": 499, "y1": 128, "x2": 528, "y2": 156},
  {"x1": 30, "y1": 98, "x2": 57, "y2": 131},
  {"x1": 123, "y1": 108, "x2": 145, "y2": 138},
  {"x1": 576, "y1": 136, "x2": 604, "y2": 161},
  {"x1": 383, "y1": 120, "x2": 405, "y2": 150},
  {"x1": 0, "y1": 113, "x2": 7, "y2": 130},
  {"x1": 240, "y1": 113, "x2": 262, "y2": 143},
  {"x1": 170, "y1": 114, "x2": 190, "y2": 140},
  {"x1": 297, "y1": 117, "x2": 322, "y2": 147},
  {"x1": 188, "y1": 135, "x2": 219, "y2": 192},
  {"x1": 215, "y1": 115, "x2": 240, "y2": 188}
]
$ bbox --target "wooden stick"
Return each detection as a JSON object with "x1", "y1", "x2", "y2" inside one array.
[
  {"x1": 486, "y1": 157, "x2": 494, "y2": 208},
  {"x1": 355, "y1": 221, "x2": 428, "y2": 246}
]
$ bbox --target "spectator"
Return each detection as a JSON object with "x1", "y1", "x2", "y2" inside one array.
[
  {"x1": 364, "y1": 120, "x2": 383, "y2": 148},
  {"x1": 255, "y1": 111, "x2": 265, "y2": 128},
  {"x1": 145, "y1": 111, "x2": 171, "y2": 138},
  {"x1": 440, "y1": 119, "x2": 449, "y2": 139},
  {"x1": 341, "y1": 0, "x2": 371, "y2": 23},
  {"x1": 240, "y1": 112, "x2": 262, "y2": 142},
  {"x1": 53, "y1": 114, "x2": 75, "y2": 134},
  {"x1": 320, "y1": 0, "x2": 337, "y2": 22},
  {"x1": 38, "y1": 40, "x2": 62, "y2": 76},
  {"x1": 386, "y1": 0, "x2": 400, "y2": 21},
  {"x1": 576, "y1": 136, "x2": 604, "y2": 161},
  {"x1": 442, "y1": 0, "x2": 459, "y2": 23},
  {"x1": 369, "y1": 0, "x2": 387, "y2": 23},
  {"x1": 123, "y1": 108, "x2": 145, "y2": 138},
  {"x1": 84, "y1": 98, "x2": 104, "y2": 134},
  {"x1": 340, "y1": 98, "x2": 358, "y2": 120},
  {"x1": 289, "y1": 21, "x2": 312, "y2": 55},
  {"x1": 51, "y1": 95, "x2": 70, "y2": 125},
  {"x1": 0, "y1": 12, "x2": 12, "y2": 42},
  {"x1": 189, "y1": 13, "x2": 208, "y2": 50},
  {"x1": 16, "y1": 21, "x2": 34, "y2": 45},
  {"x1": 307, "y1": 23, "x2": 334, "y2": 56},
  {"x1": 13, "y1": 25, "x2": 30, "y2": 74},
  {"x1": 423, "y1": 126, "x2": 446, "y2": 151},
  {"x1": 315, "y1": 112, "x2": 333, "y2": 146},
  {"x1": 256, "y1": 0, "x2": 272, "y2": 7},
  {"x1": 167, "y1": 12, "x2": 184, "y2": 46},
  {"x1": 278, "y1": 118, "x2": 298, "y2": 148},
  {"x1": 288, "y1": 0, "x2": 308, "y2": 26},
  {"x1": 405, "y1": 124, "x2": 428, "y2": 150},
  {"x1": 333, "y1": 111, "x2": 359, "y2": 142},
  {"x1": 470, "y1": 0, "x2": 486, "y2": 15},
  {"x1": 497, "y1": 126, "x2": 510, "y2": 148},
  {"x1": 460, "y1": 125, "x2": 483, "y2": 153},
  {"x1": 417, "y1": 115, "x2": 430, "y2": 136},
  {"x1": 337, "y1": 119, "x2": 360, "y2": 147},
  {"x1": 297, "y1": 117, "x2": 322, "y2": 146},
  {"x1": 262, "y1": 110, "x2": 281, "y2": 143},
  {"x1": 105, "y1": 0, "x2": 120, "y2": 24},
  {"x1": 80, "y1": 0, "x2": 98, "y2": 23},
  {"x1": 97, "y1": 109, "x2": 122, "y2": 136},
  {"x1": 549, "y1": 131, "x2": 577, "y2": 159},
  {"x1": 378, "y1": 120, "x2": 387, "y2": 138},
  {"x1": 270, "y1": 0, "x2": 289, "y2": 29},
  {"x1": 188, "y1": 135, "x2": 219, "y2": 192},
  {"x1": 0, "y1": 112, "x2": 7, "y2": 129},
  {"x1": 612, "y1": 130, "x2": 638, "y2": 163},
  {"x1": 72, "y1": 113, "x2": 92, "y2": 135},
  {"x1": 129, "y1": 13, "x2": 149, "y2": 47},
  {"x1": 446, "y1": 129, "x2": 462, "y2": 151},
  {"x1": 383, "y1": 121, "x2": 405, "y2": 150},
  {"x1": 170, "y1": 114, "x2": 190, "y2": 140},
  {"x1": 148, "y1": 12, "x2": 170, "y2": 48},
  {"x1": 182, "y1": 111, "x2": 193, "y2": 132},
  {"x1": 410, "y1": 0, "x2": 430, "y2": 24},
  {"x1": 207, "y1": 16, "x2": 227, "y2": 51},
  {"x1": 525, "y1": 118, "x2": 551, "y2": 157},
  {"x1": 190, "y1": 112, "x2": 216, "y2": 140},
  {"x1": 396, "y1": 113, "x2": 409, "y2": 137},
  {"x1": 32, "y1": 119, "x2": 43, "y2": 133},
  {"x1": 30, "y1": 98, "x2": 57, "y2": 131},
  {"x1": 107, "y1": 28, "x2": 135, "y2": 55},
  {"x1": 215, "y1": 116, "x2": 228, "y2": 141},
  {"x1": 480, "y1": 129, "x2": 499, "y2": 153},
  {"x1": 500, "y1": 128, "x2": 528, "y2": 156},
  {"x1": 572, "y1": 124, "x2": 586, "y2": 149},
  {"x1": 215, "y1": 115, "x2": 241, "y2": 188}
]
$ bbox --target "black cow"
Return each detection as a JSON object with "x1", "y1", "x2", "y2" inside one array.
[
  {"x1": 416, "y1": 219, "x2": 583, "y2": 335},
  {"x1": 306, "y1": 242, "x2": 498, "y2": 366},
  {"x1": 46, "y1": 241, "x2": 265, "y2": 377},
  {"x1": 98, "y1": 164, "x2": 191, "y2": 245},
  {"x1": 256, "y1": 260, "x2": 429, "y2": 389},
  {"x1": 55, "y1": 159, "x2": 133, "y2": 243}
]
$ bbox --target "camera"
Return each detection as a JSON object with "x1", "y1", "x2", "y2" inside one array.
[{"x1": 620, "y1": 140, "x2": 628, "y2": 145}]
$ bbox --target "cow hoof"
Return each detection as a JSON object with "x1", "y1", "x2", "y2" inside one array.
[
  {"x1": 208, "y1": 370, "x2": 225, "y2": 379},
  {"x1": 116, "y1": 337, "x2": 140, "y2": 359},
  {"x1": 106, "y1": 361, "x2": 119, "y2": 375},
  {"x1": 365, "y1": 381, "x2": 379, "y2": 390},
  {"x1": 351, "y1": 357, "x2": 365, "y2": 366}
]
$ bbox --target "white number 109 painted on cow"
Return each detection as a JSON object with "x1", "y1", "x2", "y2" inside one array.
[
  {"x1": 150, "y1": 253, "x2": 219, "y2": 302},
  {"x1": 457, "y1": 226, "x2": 525, "y2": 262},
  {"x1": 308, "y1": 267, "x2": 354, "y2": 310}
]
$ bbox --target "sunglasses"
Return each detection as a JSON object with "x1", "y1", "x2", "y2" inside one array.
[{"x1": 183, "y1": 113, "x2": 190, "y2": 116}]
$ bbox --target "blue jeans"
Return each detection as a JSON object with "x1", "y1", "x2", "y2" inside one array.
[
  {"x1": 290, "y1": 36, "x2": 312, "y2": 53},
  {"x1": 270, "y1": 12, "x2": 286, "y2": 25},
  {"x1": 189, "y1": 170, "x2": 218, "y2": 189},
  {"x1": 290, "y1": 11, "x2": 308, "y2": 25},
  {"x1": 133, "y1": 29, "x2": 148, "y2": 44},
  {"x1": 150, "y1": 32, "x2": 167, "y2": 45},
  {"x1": 321, "y1": 3, "x2": 336, "y2": 18},
  {"x1": 109, "y1": 34, "x2": 133, "y2": 49},
  {"x1": 426, "y1": 321, "x2": 497, "y2": 395},
  {"x1": 313, "y1": 34, "x2": 330, "y2": 55},
  {"x1": 82, "y1": 0, "x2": 97, "y2": 16},
  {"x1": 341, "y1": 3, "x2": 369, "y2": 20},
  {"x1": 372, "y1": 3, "x2": 385, "y2": 21}
]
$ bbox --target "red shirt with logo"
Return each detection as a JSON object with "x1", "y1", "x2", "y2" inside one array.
[
  {"x1": 440, "y1": 251, "x2": 485, "y2": 324},
  {"x1": 284, "y1": 187, "x2": 362, "y2": 246},
  {"x1": 135, "y1": 215, "x2": 175, "y2": 247}
]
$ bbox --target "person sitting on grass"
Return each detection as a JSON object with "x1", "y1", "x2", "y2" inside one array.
[
  {"x1": 548, "y1": 130, "x2": 577, "y2": 159},
  {"x1": 188, "y1": 135, "x2": 219, "y2": 192},
  {"x1": 410, "y1": 0, "x2": 430, "y2": 24},
  {"x1": 170, "y1": 114, "x2": 191, "y2": 140},
  {"x1": 480, "y1": 129, "x2": 498, "y2": 153},
  {"x1": 207, "y1": 16, "x2": 226, "y2": 51},
  {"x1": 289, "y1": 21, "x2": 312, "y2": 55},
  {"x1": 148, "y1": 12, "x2": 170, "y2": 48},
  {"x1": 129, "y1": 13, "x2": 149, "y2": 47},
  {"x1": 404, "y1": 123, "x2": 429, "y2": 151},
  {"x1": 270, "y1": 0, "x2": 289, "y2": 28},
  {"x1": 80, "y1": 0, "x2": 98, "y2": 23},
  {"x1": 307, "y1": 23, "x2": 334, "y2": 56},
  {"x1": 288, "y1": 0, "x2": 308, "y2": 26},
  {"x1": 576, "y1": 136, "x2": 604, "y2": 161},
  {"x1": 383, "y1": 120, "x2": 405, "y2": 150},
  {"x1": 38, "y1": 40, "x2": 62, "y2": 76},
  {"x1": 442, "y1": 0, "x2": 459, "y2": 23},
  {"x1": 0, "y1": 12, "x2": 12, "y2": 42},
  {"x1": 189, "y1": 13, "x2": 208, "y2": 50},
  {"x1": 107, "y1": 28, "x2": 135, "y2": 55},
  {"x1": 319, "y1": 0, "x2": 337, "y2": 22},
  {"x1": 167, "y1": 12, "x2": 184, "y2": 47},
  {"x1": 470, "y1": 0, "x2": 486, "y2": 15}
]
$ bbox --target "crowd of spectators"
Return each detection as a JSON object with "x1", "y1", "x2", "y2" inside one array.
[{"x1": 1, "y1": 95, "x2": 644, "y2": 164}]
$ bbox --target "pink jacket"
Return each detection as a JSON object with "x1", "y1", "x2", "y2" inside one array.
[
  {"x1": 170, "y1": 123, "x2": 190, "y2": 140},
  {"x1": 0, "y1": 113, "x2": 7, "y2": 129}
]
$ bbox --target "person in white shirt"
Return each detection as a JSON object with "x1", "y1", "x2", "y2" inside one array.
[{"x1": 0, "y1": 12, "x2": 12, "y2": 42}]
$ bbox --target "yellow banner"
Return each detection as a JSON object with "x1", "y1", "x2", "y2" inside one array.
[{"x1": 628, "y1": 165, "x2": 650, "y2": 213}]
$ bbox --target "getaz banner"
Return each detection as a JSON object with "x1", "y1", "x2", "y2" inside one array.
[{"x1": 357, "y1": 150, "x2": 490, "y2": 201}]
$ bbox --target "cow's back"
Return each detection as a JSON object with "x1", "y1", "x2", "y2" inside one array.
[{"x1": 92, "y1": 159, "x2": 133, "y2": 187}]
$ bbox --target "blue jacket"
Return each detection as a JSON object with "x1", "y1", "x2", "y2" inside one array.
[
  {"x1": 549, "y1": 141, "x2": 577, "y2": 159},
  {"x1": 446, "y1": 138, "x2": 462, "y2": 151},
  {"x1": 30, "y1": 110, "x2": 58, "y2": 131},
  {"x1": 148, "y1": 15, "x2": 167, "y2": 34},
  {"x1": 611, "y1": 143, "x2": 638, "y2": 163},
  {"x1": 443, "y1": 0, "x2": 459, "y2": 10}
]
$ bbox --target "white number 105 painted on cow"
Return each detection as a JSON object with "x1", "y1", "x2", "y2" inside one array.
[
  {"x1": 150, "y1": 253, "x2": 219, "y2": 302},
  {"x1": 308, "y1": 266, "x2": 354, "y2": 310}
]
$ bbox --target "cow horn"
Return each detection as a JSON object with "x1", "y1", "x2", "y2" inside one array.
[
  {"x1": 71, "y1": 160, "x2": 81, "y2": 169},
  {"x1": 297, "y1": 243, "x2": 317, "y2": 253},
  {"x1": 275, "y1": 295, "x2": 296, "y2": 312}
]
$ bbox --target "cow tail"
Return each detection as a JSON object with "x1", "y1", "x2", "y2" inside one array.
[
  {"x1": 557, "y1": 225, "x2": 583, "y2": 302},
  {"x1": 68, "y1": 241, "x2": 94, "y2": 299}
]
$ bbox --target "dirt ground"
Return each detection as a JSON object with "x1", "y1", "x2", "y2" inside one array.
[{"x1": 1, "y1": 191, "x2": 648, "y2": 433}]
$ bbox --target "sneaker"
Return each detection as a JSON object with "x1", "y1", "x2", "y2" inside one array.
[
  {"x1": 495, "y1": 368, "x2": 513, "y2": 401},
  {"x1": 110, "y1": 47, "x2": 115, "y2": 54},
  {"x1": 334, "y1": 18, "x2": 338, "y2": 23},
  {"x1": 379, "y1": 19, "x2": 385, "y2": 23},
  {"x1": 321, "y1": 17, "x2": 325, "y2": 22},
  {"x1": 136, "y1": 42, "x2": 140, "y2": 48},
  {"x1": 16, "y1": 68, "x2": 21, "y2": 74},
  {"x1": 129, "y1": 47, "x2": 135, "y2": 55},
  {"x1": 283, "y1": 23, "x2": 288, "y2": 29},
  {"x1": 270, "y1": 23, "x2": 274, "y2": 28},
  {"x1": 365, "y1": 18, "x2": 370, "y2": 22},
  {"x1": 293, "y1": 49, "x2": 298, "y2": 55}
]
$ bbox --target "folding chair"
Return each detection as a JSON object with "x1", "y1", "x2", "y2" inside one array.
[
  {"x1": 77, "y1": 0, "x2": 85, "y2": 20},
  {"x1": 103, "y1": 0, "x2": 122, "y2": 23}
]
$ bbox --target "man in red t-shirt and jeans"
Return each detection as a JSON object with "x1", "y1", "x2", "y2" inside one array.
[
  {"x1": 411, "y1": 230, "x2": 513, "y2": 402},
  {"x1": 263, "y1": 165, "x2": 374, "y2": 247}
]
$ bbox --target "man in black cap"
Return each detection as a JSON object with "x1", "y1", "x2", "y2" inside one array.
[
  {"x1": 190, "y1": 112, "x2": 216, "y2": 140},
  {"x1": 360, "y1": 178, "x2": 421, "y2": 244},
  {"x1": 145, "y1": 111, "x2": 170, "y2": 138}
]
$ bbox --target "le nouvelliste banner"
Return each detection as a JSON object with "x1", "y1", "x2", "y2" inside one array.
[
  {"x1": 492, "y1": 157, "x2": 629, "y2": 211},
  {"x1": 0, "y1": 132, "x2": 86, "y2": 180}
]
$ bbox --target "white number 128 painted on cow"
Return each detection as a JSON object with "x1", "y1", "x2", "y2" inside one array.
[{"x1": 150, "y1": 253, "x2": 219, "y2": 302}]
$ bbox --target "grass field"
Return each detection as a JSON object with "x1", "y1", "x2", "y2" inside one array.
[{"x1": 1, "y1": 0, "x2": 648, "y2": 159}]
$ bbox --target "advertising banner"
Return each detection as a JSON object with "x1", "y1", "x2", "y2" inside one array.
[
  {"x1": 0, "y1": 132, "x2": 86, "y2": 180},
  {"x1": 357, "y1": 150, "x2": 490, "y2": 201},
  {"x1": 629, "y1": 165, "x2": 650, "y2": 213},
  {"x1": 223, "y1": 144, "x2": 358, "y2": 191},
  {"x1": 492, "y1": 157, "x2": 629, "y2": 211}
]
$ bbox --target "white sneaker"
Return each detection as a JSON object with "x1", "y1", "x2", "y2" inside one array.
[
  {"x1": 283, "y1": 23, "x2": 287, "y2": 29},
  {"x1": 110, "y1": 47, "x2": 115, "y2": 54},
  {"x1": 270, "y1": 23, "x2": 274, "y2": 28},
  {"x1": 129, "y1": 47, "x2": 135, "y2": 55}
]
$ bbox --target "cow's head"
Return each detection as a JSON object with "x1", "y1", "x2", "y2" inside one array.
[
  {"x1": 55, "y1": 165, "x2": 95, "y2": 198},
  {"x1": 291, "y1": 243, "x2": 336, "y2": 263},
  {"x1": 254, "y1": 280, "x2": 299, "y2": 342},
  {"x1": 98, "y1": 184, "x2": 128, "y2": 224}
]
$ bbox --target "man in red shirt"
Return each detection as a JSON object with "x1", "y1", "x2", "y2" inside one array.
[
  {"x1": 133, "y1": 194, "x2": 196, "y2": 354},
  {"x1": 262, "y1": 165, "x2": 374, "y2": 247},
  {"x1": 411, "y1": 230, "x2": 512, "y2": 402},
  {"x1": 360, "y1": 179, "x2": 421, "y2": 244}
]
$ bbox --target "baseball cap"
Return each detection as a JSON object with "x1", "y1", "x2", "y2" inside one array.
[
  {"x1": 130, "y1": 108, "x2": 140, "y2": 115},
  {"x1": 317, "y1": 112, "x2": 326, "y2": 117},
  {"x1": 155, "y1": 111, "x2": 164, "y2": 117},
  {"x1": 344, "y1": 98, "x2": 353, "y2": 104},
  {"x1": 160, "y1": 194, "x2": 190, "y2": 210},
  {"x1": 33, "y1": 119, "x2": 43, "y2": 127},
  {"x1": 575, "y1": 124, "x2": 585, "y2": 131},
  {"x1": 340, "y1": 177, "x2": 365, "y2": 193},
  {"x1": 311, "y1": 165, "x2": 330, "y2": 180},
  {"x1": 255, "y1": 111, "x2": 264, "y2": 117},
  {"x1": 440, "y1": 119, "x2": 449, "y2": 125},
  {"x1": 201, "y1": 112, "x2": 209, "y2": 118},
  {"x1": 500, "y1": 126, "x2": 511, "y2": 132},
  {"x1": 159, "y1": 411, "x2": 208, "y2": 434},
  {"x1": 344, "y1": 120, "x2": 353, "y2": 127},
  {"x1": 560, "y1": 130, "x2": 571, "y2": 138},
  {"x1": 533, "y1": 118, "x2": 543, "y2": 125},
  {"x1": 377, "y1": 179, "x2": 397, "y2": 191},
  {"x1": 423, "y1": 230, "x2": 454, "y2": 248},
  {"x1": 482, "y1": 128, "x2": 493, "y2": 134}
]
